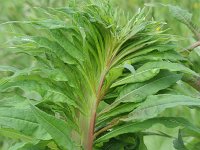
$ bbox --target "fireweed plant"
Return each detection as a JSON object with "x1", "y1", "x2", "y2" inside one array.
[{"x1": 1, "y1": 1, "x2": 200, "y2": 150}]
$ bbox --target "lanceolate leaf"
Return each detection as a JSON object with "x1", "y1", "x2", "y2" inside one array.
[
  {"x1": 168, "y1": 5, "x2": 200, "y2": 39},
  {"x1": 97, "y1": 103, "x2": 137, "y2": 124},
  {"x1": 129, "y1": 51, "x2": 185, "y2": 64},
  {"x1": 118, "y1": 73, "x2": 181, "y2": 103},
  {"x1": 49, "y1": 29, "x2": 84, "y2": 61},
  {"x1": 0, "y1": 128, "x2": 33, "y2": 142},
  {"x1": 168, "y1": 5, "x2": 192, "y2": 25},
  {"x1": 0, "y1": 75, "x2": 78, "y2": 108},
  {"x1": 0, "y1": 108, "x2": 51, "y2": 140},
  {"x1": 0, "y1": 95, "x2": 30, "y2": 108},
  {"x1": 19, "y1": 36, "x2": 77, "y2": 64},
  {"x1": 101, "y1": 72, "x2": 182, "y2": 114},
  {"x1": 0, "y1": 66, "x2": 19, "y2": 73},
  {"x1": 125, "y1": 94, "x2": 200, "y2": 121},
  {"x1": 136, "y1": 61, "x2": 199, "y2": 77},
  {"x1": 172, "y1": 80, "x2": 200, "y2": 97},
  {"x1": 111, "y1": 68, "x2": 160, "y2": 87},
  {"x1": 30, "y1": 105, "x2": 77, "y2": 150},
  {"x1": 33, "y1": 19, "x2": 69, "y2": 29},
  {"x1": 95, "y1": 117, "x2": 200, "y2": 143}
]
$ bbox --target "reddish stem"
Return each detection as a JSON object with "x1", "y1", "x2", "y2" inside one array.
[
  {"x1": 187, "y1": 40, "x2": 200, "y2": 50},
  {"x1": 86, "y1": 71, "x2": 107, "y2": 150},
  {"x1": 87, "y1": 107, "x2": 97, "y2": 150}
]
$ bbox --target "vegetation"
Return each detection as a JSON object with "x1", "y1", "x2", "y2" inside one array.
[{"x1": 0, "y1": 0, "x2": 200, "y2": 150}]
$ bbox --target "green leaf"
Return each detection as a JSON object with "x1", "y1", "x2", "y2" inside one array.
[
  {"x1": 30, "y1": 105, "x2": 77, "y2": 150},
  {"x1": 136, "y1": 61, "x2": 199, "y2": 77},
  {"x1": 173, "y1": 130, "x2": 188, "y2": 150},
  {"x1": 129, "y1": 51, "x2": 185, "y2": 64},
  {"x1": 138, "y1": 136, "x2": 148, "y2": 150},
  {"x1": 19, "y1": 36, "x2": 77, "y2": 64},
  {"x1": 116, "y1": 73, "x2": 180, "y2": 104},
  {"x1": 111, "y1": 68, "x2": 159, "y2": 87},
  {"x1": 0, "y1": 108, "x2": 50, "y2": 140},
  {"x1": 102, "y1": 72, "x2": 182, "y2": 114},
  {"x1": 126, "y1": 94, "x2": 200, "y2": 121},
  {"x1": 95, "y1": 117, "x2": 200, "y2": 143},
  {"x1": 33, "y1": 67, "x2": 69, "y2": 82},
  {"x1": 97, "y1": 103, "x2": 137, "y2": 124},
  {"x1": 167, "y1": 5, "x2": 200, "y2": 39},
  {"x1": 168, "y1": 5, "x2": 192, "y2": 26},
  {"x1": 49, "y1": 29, "x2": 84, "y2": 61},
  {"x1": 123, "y1": 64, "x2": 136, "y2": 74},
  {"x1": 0, "y1": 128, "x2": 33, "y2": 142},
  {"x1": 0, "y1": 95, "x2": 29, "y2": 108},
  {"x1": 0, "y1": 66, "x2": 19, "y2": 73},
  {"x1": 0, "y1": 75, "x2": 78, "y2": 108},
  {"x1": 172, "y1": 80, "x2": 200, "y2": 97},
  {"x1": 33, "y1": 19, "x2": 69, "y2": 29}
]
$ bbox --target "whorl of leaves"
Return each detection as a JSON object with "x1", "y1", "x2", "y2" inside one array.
[{"x1": 0, "y1": 1, "x2": 200, "y2": 150}]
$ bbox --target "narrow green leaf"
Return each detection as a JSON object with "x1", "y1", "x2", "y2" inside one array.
[
  {"x1": 117, "y1": 73, "x2": 182, "y2": 103},
  {"x1": 0, "y1": 66, "x2": 19, "y2": 73},
  {"x1": 0, "y1": 128, "x2": 33, "y2": 142},
  {"x1": 19, "y1": 36, "x2": 77, "y2": 64},
  {"x1": 0, "y1": 95, "x2": 31, "y2": 108},
  {"x1": 33, "y1": 19, "x2": 69, "y2": 29},
  {"x1": 30, "y1": 105, "x2": 76, "y2": 150},
  {"x1": 129, "y1": 51, "x2": 185, "y2": 64},
  {"x1": 126, "y1": 94, "x2": 200, "y2": 121},
  {"x1": 97, "y1": 103, "x2": 137, "y2": 124},
  {"x1": 111, "y1": 69, "x2": 159, "y2": 87},
  {"x1": 0, "y1": 75, "x2": 78, "y2": 108},
  {"x1": 102, "y1": 73, "x2": 182, "y2": 114},
  {"x1": 172, "y1": 80, "x2": 200, "y2": 97},
  {"x1": 137, "y1": 61, "x2": 199, "y2": 77},
  {"x1": 0, "y1": 108, "x2": 50, "y2": 140},
  {"x1": 95, "y1": 117, "x2": 200, "y2": 143},
  {"x1": 50, "y1": 29, "x2": 84, "y2": 61},
  {"x1": 168, "y1": 5, "x2": 192, "y2": 25}
]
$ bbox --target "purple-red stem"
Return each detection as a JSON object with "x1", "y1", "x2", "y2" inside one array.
[{"x1": 86, "y1": 70, "x2": 107, "y2": 150}]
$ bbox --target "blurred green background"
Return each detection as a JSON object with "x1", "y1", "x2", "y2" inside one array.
[
  {"x1": 1, "y1": 0, "x2": 200, "y2": 67},
  {"x1": 0, "y1": 0, "x2": 200, "y2": 150}
]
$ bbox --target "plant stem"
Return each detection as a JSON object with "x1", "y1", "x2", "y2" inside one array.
[
  {"x1": 187, "y1": 40, "x2": 200, "y2": 51},
  {"x1": 94, "y1": 118, "x2": 120, "y2": 138},
  {"x1": 86, "y1": 69, "x2": 108, "y2": 150},
  {"x1": 87, "y1": 103, "x2": 97, "y2": 150}
]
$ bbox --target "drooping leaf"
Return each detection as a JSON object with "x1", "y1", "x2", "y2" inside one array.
[
  {"x1": 97, "y1": 103, "x2": 137, "y2": 124},
  {"x1": 167, "y1": 5, "x2": 200, "y2": 39},
  {"x1": 136, "y1": 61, "x2": 199, "y2": 77},
  {"x1": 17, "y1": 36, "x2": 77, "y2": 64},
  {"x1": 125, "y1": 94, "x2": 200, "y2": 121},
  {"x1": 0, "y1": 128, "x2": 33, "y2": 142},
  {"x1": 101, "y1": 72, "x2": 182, "y2": 114},
  {"x1": 95, "y1": 117, "x2": 200, "y2": 143},
  {"x1": 0, "y1": 108, "x2": 51, "y2": 140},
  {"x1": 172, "y1": 80, "x2": 200, "y2": 97},
  {"x1": 129, "y1": 51, "x2": 186, "y2": 64},
  {"x1": 168, "y1": 5, "x2": 192, "y2": 26},
  {"x1": 0, "y1": 75, "x2": 78, "y2": 108},
  {"x1": 30, "y1": 105, "x2": 77, "y2": 150},
  {"x1": 49, "y1": 29, "x2": 84, "y2": 61},
  {"x1": 111, "y1": 68, "x2": 160, "y2": 88}
]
